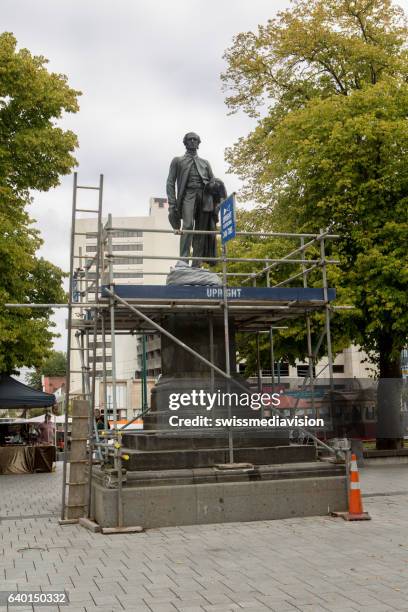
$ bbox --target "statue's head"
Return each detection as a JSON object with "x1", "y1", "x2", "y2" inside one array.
[{"x1": 183, "y1": 132, "x2": 201, "y2": 154}]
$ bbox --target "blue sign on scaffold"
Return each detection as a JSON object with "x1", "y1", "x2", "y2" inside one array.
[{"x1": 220, "y1": 194, "x2": 236, "y2": 244}]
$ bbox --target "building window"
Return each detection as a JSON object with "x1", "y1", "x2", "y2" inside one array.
[
  {"x1": 111, "y1": 230, "x2": 143, "y2": 238},
  {"x1": 153, "y1": 198, "x2": 166, "y2": 207},
  {"x1": 86, "y1": 230, "x2": 143, "y2": 239},
  {"x1": 296, "y1": 364, "x2": 316, "y2": 377},
  {"x1": 111, "y1": 244, "x2": 143, "y2": 252},
  {"x1": 86, "y1": 244, "x2": 143, "y2": 253},
  {"x1": 365, "y1": 406, "x2": 376, "y2": 420},
  {"x1": 106, "y1": 383, "x2": 127, "y2": 410},
  {"x1": 113, "y1": 257, "x2": 143, "y2": 265},
  {"x1": 87, "y1": 272, "x2": 143, "y2": 279},
  {"x1": 113, "y1": 272, "x2": 143, "y2": 279},
  {"x1": 333, "y1": 365, "x2": 345, "y2": 373},
  {"x1": 89, "y1": 356, "x2": 112, "y2": 363},
  {"x1": 88, "y1": 342, "x2": 112, "y2": 349},
  {"x1": 275, "y1": 362, "x2": 289, "y2": 377}
]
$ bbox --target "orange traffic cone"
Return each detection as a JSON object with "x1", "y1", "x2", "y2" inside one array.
[{"x1": 332, "y1": 454, "x2": 371, "y2": 521}]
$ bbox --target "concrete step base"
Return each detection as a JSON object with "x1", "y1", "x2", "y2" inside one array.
[
  {"x1": 91, "y1": 461, "x2": 347, "y2": 529},
  {"x1": 121, "y1": 444, "x2": 316, "y2": 471},
  {"x1": 121, "y1": 431, "x2": 290, "y2": 451},
  {"x1": 93, "y1": 461, "x2": 345, "y2": 488}
]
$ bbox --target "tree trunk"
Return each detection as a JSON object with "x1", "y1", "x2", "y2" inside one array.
[{"x1": 376, "y1": 334, "x2": 403, "y2": 450}]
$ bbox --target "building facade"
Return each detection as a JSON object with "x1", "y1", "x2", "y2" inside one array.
[{"x1": 70, "y1": 198, "x2": 179, "y2": 420}]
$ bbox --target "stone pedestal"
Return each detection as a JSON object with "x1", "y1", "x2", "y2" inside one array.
[
  {"x1": 148, "y1": 312, "x2": 237, "y2": 431},
  {"x1": 160, "y1": 312, "x2": 235, "y2": 376}
]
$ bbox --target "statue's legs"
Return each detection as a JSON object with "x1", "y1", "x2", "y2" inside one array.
[
  {"x1": 180, "y1": 189, "x2": 199, "y2": 263},
  {"x1": 192, "y1": 209, "x2": 216, "y2": 267}
]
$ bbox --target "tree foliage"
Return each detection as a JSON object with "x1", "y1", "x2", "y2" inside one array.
[
  {"x1": 222, "y1": 0, "x2": 408, "y2": 377},
  {"x1": 0, "y1": 33, "x2": 80, "y2": 374},
  {"x1": 26, "y1": 350, "x2": 67, "y2": 390}
]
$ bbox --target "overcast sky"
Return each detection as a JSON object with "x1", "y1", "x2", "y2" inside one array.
[
  {"x1": 3, "y1": 0, "x2": 292, "y2": 354},
  {"x1": 4, "y1": 0, "x2": 408, "y2": 357}
]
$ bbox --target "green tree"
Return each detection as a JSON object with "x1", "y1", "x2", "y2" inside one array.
[
  {"x1": 0, "y1": 33, "x2": 80, "y2": 374},
  {"x1": 222, "y1": 0, "x2": 408, "y2": 446},
  {"x1": 26, "y1": 350, "x2": 67, "y2": 390}
]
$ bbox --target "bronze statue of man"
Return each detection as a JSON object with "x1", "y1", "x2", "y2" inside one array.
[{"x1": 166, "y1": 133, "x2": 225, "y2": 266}]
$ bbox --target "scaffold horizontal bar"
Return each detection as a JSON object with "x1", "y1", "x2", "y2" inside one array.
[
  {"x1": 77, "y1": 185, "x2": 100, "y2": 190},
  {"x1": 101, "y1": 271, "x2": 257, "y2": 277},
  {"x1": 4, "y1": 303, "x2": 109, "y2": 308},
  {"x1": 76, "y1": 208, "x2": 99, "y2": 213},
  {"x1": 106, "y1": 226, "x2": 339, "y2": 239},
  {"x1": 106, "y1": 303, "x2": 291, "y2": 311},
  {"x1": 105, "y1": 254, "x2": 339, "y2": 264},
  {"x1": 73, "y1": 254, "x2": 97, "y2": 261},
  {"x1": 98, "y1": 272, "x2": 251, "y2": 278},
  {"x1": 9, "y1": 299, "x2": 328, "y2": 313},
  {"x1": 244, "y1": 234, "x2": 331, "y2": 284}
]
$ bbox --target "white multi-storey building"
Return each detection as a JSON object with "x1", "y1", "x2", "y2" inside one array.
[
  {"x1": 243, "y1": 344, "x2": 373, "y2": 381},
  {"x1": 71, "y1": 198, "x2": 178, "y2": 419}
]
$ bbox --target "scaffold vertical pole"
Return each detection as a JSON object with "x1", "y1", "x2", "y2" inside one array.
[
  {"x1": 266, "y1": 271, "x2": 276, "y2": 390},
  {"x1": 269, "y1": 328, "x2": 275, "y2": 389},
  {"x1": 320, "y1": 230, "x2": 334, "y2": 435},
  {"x1": 101, "y1": 314, "x2": 108, "y2": 433},
  {"x1": 107, "y1": 214, "x2": 118, "y2": 427},
  {"x1": 221, "y1": 234, "x2": 233, "y2": 463},
  {"x1": 142, "y1": 334, "x2": 148, "y2": 412},
  {"x1": 61, "y1": 172, "x2": 78, "y2": 521},
  {"x1": 320, "y1": 231, "x2": 334, "y2": 385},
  {"x1": 75, "y1": 331, "x2": 89, "y2": 397},
  {"x1": 76, "y1": 331, "x2": 85, "y2": 397},
  {"x1": 107, "y1": 214, "x2": 123, "y2": 527},
  {"x1": 87, "y1": 174, "x2": 104, "y2": 516},
  {"x1": 256, "y1": 332, "x2": 262, "y2": 392},
  {"x1": 301, "y1": 237, "x2": 316, "y2": 418},
  {"x1": 209, "y1": 313, "x2": 215, "y2": 393}
]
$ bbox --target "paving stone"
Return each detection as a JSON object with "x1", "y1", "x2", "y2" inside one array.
[
  {"x1": 202, "y1": 606, "x2": 240, "y2": 612},
  {"x1": 173, "y1": 606, "x2": 204, "y2": 612},
  {"x1": 1, "y1": 464, "x2": 408, "y2": 612},
  {"x1": 144, "y1": 603, "x2": 178, "y2": 612}
]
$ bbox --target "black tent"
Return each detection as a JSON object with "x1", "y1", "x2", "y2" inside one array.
[{"x1": 0, "y1": 375, "x2": 55, "y2": 409}]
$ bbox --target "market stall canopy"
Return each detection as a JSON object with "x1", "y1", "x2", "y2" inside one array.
[
  {"x1": 23, "y1": 414, "x2": 70, "y2": 423},
  {"x1": 0, "y1": 375, "x2": 55, "y2": 409}
]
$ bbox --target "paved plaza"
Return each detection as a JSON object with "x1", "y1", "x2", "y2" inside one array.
[{"x1": 0, "y1": 463, "x2": 408, "y2": 612}]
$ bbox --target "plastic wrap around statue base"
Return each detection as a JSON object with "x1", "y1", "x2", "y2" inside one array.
[{"x1": 166, "y1": 260, "x2": 222, "y2": 286}]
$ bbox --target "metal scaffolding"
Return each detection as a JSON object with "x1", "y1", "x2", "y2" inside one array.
[{"x1": 5, "y1": 172, "x2": 344, "y2": 527}]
